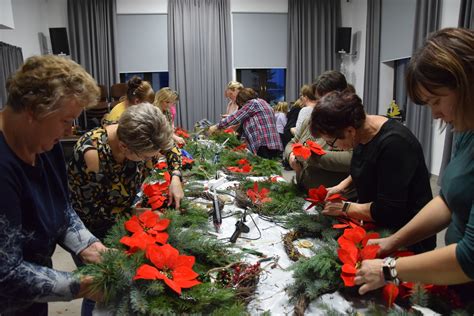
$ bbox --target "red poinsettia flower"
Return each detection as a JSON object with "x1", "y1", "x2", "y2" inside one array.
[
  {"x1": 306, "y1": 140, "x2": 327, "y2": 156},
  {"x1": 337, "y1": 226, "x2": 380, "y2": 286},
  {"x1": 332, "y1": 217, "x2": 359, "y2": 229},
  {"x1": 133, "y1": 244, "x2": 201, "y2": 295},
  {"x1": 247, "y1": 182, "x2": 272, "y2": 204},
  {"x1": 241, "y1": 164, "x2": 252, "y2": 172},
  {"x1": 182, "y1": 157, "x2": 194, "y2": 166},
  {"x1": 154, "y1": 161, "x2": 168, "y2": 170},
  {"x1": 226, "y1": 161, "x2": 252, "y2": 173},
  {"x1": 142, "y1": 172, "x2": 171, "y2": 210},
  {"x1": 292, "y1": 143, "x2": 311, "y2": 160},
  {"x1": 175, "y1": 127, "x2": 190, "y2": 139},
  {"x1": 305, "y1": 185, "x2": 347, "y2": 210},
  {"x1": 120, "y1": 210, "x2": 170, "y2": 253},
  {"x1": 383, "y1": 283, "x2": 400, "y2": 307},
  {"x1": 237, "y1": 158, "x2": 249, "y2": 166},
  {"x1": 223, "y1": 127, "x2": 235, "y2": 134},
  {"x1": 232, "y1": 143, "x2": 247, "y2": 151}
]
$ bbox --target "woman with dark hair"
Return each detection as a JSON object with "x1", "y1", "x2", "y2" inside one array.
[
  {"x1": 355, "y1": 28, "x2": 474, "y2": 301},
  {"x1": 209, "y1": 88, "x2": 283, "y2": 159},
  {"x1": 310, "y1": 90, "x2": 436, "y2": 253},
  {"x1": 102, "y1": 76, "x2": 154, "y2": 125}
]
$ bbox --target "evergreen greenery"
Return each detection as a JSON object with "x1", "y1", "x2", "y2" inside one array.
[{"x1": 287, "y1": 240, "x2": 343, "y2": 302}]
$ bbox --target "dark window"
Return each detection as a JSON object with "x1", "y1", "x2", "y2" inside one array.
[
  {"x1": 236, "y1": 68, "x2": 286, "y2": 104},
  {"x1": 119, "y1": 72, "x2": 170, "y2": 91}
]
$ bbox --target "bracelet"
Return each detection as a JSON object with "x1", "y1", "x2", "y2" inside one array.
[
  {"x1": 382, "y1": 257, "x2": 400, "y2": 286},
  {"x1": 341, "y1": 201, "x2": 351, "y2": 215}
]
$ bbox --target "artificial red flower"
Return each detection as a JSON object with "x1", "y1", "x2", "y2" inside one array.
[
  {"x1": 305, "y1": 185, "x2": 346, "y2": 210},
  {"x1": 232, "y1": 143, "x2": 247, "y2": 151},
  {"x1": 142, "y1": 173, "x2": 171, "y2": 210},
  {"x1": 306, "y1": 140, "x2": 326, "y2": 156},
  {"x1": 305, "y1": 185, "x2": 328, "y2": 210},
  {"x1": 223, "y1": 128, "x2": 235, "y2": 134},
  {"x1": 237, "y1": 159, "x2": 250, "y2": 166},
  {"x1": 241, "y1": 164, "x2": 252, "y2": 173},
  {"x1": 154, "y1": 161, "x2": 168, "y2": 170},
  {"x1": 246, "y1": 182, "x2": 272, "y2": 204},
  {"x1": 337, "y1": 226, "x2": 380, "y2": 286},
  {"x1": 120, "y1": 210, "x2": 170, "y2": 253},
  {"x1": 383, "y1": 283, "x2": 400, "y2": 307},
  {"x1": 175, "y1": 127, "x2": 190, "y2": 139},
  {"x1": 182, "y1": 157, "x2": 194, "y2": 166},
  {"x1": 133, "y1": 244, "x2": 201, "y2": 295},
  {"x1": 305, "y1": 185, "x2": 347, "y2": 210},
  {"x1": 226, "y1": 161, "x2": 253, "y2": 173},
  {"x1": 332, "y1": 217, "x2": 359, "y2": 229},
  {"x1": 292, "y1": 143, "x2": 311, "y2": 160}
]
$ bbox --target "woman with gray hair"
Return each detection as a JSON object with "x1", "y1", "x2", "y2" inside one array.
[
  {"x1": 0, "y1": 55, "x2": 105, "y2": 315},
  {"x1": 68, "y1": 103, "x2": 175, "y2": 241},
  {"x1": 68, "y1": 102, "x2": 176, "y2": 315}
]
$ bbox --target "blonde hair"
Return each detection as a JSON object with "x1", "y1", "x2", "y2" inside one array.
[
  {"x1": 154, "y1": 87, "x2": 179, "y2": 110},
  {"x1": 124, "y1": 76, "x2": 154, "y2": 104},
  {"x1": 117, "y1": 103, "x2": 173, "y2": 154},
  {"x1": 274, "y1": 101, "x2": 288, "y2": 113},
  {"x1": 300, "y1": 84, "x2": 317, "y2": 101},
  {"x1": 6, "y1": 55, "x2": 99, "y2": 119},
  {"x1": 227, "y1": 80, "x2": 243, "y2": 91}
]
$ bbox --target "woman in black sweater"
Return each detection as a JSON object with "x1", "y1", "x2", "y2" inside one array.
[{"x1": 310, "y1": 90, "x2": 435, "y2": 253}]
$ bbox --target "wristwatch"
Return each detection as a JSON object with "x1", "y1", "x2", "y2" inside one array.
[
  {"x1": 382, "y1": 257, "x2": 400, "y2": 285},
  {"x1": 341, "y1": 201, "x2": 351, "y2": 215}
]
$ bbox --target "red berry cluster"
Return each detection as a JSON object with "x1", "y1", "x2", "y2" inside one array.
[{"x1": 216, "y1": 262, "x2": 261, "y2": 289}]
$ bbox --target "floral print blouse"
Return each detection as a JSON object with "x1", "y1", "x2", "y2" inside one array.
[{"x1": 68, "y1": 128, "x2": 181, "y2": 238}]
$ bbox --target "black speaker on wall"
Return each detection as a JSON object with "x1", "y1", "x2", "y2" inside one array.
[
  {"x1": 49, "y1": 27, "x2": 70, "y2": 55},
  {"x1": 336, "y1": 27, "x2": 352, "y2": 53}
]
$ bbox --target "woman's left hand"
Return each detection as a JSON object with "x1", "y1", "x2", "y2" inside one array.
[
  {"x1": 79, "y1": 241, "x2": 107, "y2": 264},
  {"x1": 168, "y1": 176, "x2": 184, "y2": 209},
  {"x1": 354, "y1": 259, "x2": 385, "y2": 295},
  {"x1": 322, "y1": 200, "x2": 345, "y2": 217}
]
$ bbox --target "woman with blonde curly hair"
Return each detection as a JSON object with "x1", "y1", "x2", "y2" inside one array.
[
  {"x1": 0, "y1": 55, "x2": 106, "y2": 315},
  {"x1": 154, "y1": 87, "x2": 185, "y2": 145}
]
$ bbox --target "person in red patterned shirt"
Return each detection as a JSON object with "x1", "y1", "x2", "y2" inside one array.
[{"x1": 209, "y1": 88, "x2": 283, "y2": 159}]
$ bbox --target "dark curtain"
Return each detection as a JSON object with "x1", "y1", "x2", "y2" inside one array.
[
  {"x1": 168, "y1": 0, "x2": 232, "y2": 129},
  {"x1": 405, "y1": 0, "x2": 441, "y2": 170},
  {"x1": 67, "y1": 0, "x2": 118, "y2": 90},
  {"x1": 362, "y1": 0, "x2": 382, "y2": 114},
  {"x1": 0, "y1": 42, "x2": 23, "y2": 109},
  {"x1": 459, "y1": 0, "x2": 474, "y2": 28},
  {"x1": 286, "y1": 0, "x2": 340, "y2": 102}
]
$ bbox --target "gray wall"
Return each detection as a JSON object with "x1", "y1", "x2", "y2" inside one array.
[{"x1": 117, "y1": 14, "x2": 168, "y2": 72}]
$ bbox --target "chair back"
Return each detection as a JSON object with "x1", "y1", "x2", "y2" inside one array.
[{"x1": 110, "y1": 83, "x2": 127, "y2": 108}]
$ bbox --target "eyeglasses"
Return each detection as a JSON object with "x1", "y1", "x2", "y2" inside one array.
[{"x1": 326, "y1": 136, "x2": 338, "y2": 148}]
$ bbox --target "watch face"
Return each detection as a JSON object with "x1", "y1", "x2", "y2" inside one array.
[{"x1": 383, "y1": 265, "x2": 392, "y2": 281}]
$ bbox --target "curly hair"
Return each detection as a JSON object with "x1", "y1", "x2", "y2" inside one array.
[
  {"x1": 117, "y1": 103, "x2": 173, "y2": 154},
  {"x1": 407, "y1": 28, "x2": 474, "y2": 131},
  {"x1": 310, "y1": 90, "x2": 366, "y2": 138},
  {"x1": 6, "y1": 55, "x2": 99, "y2": 119},
  {"x1": 125, "y1": 76, "x2": 154, "y2": 104}
]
